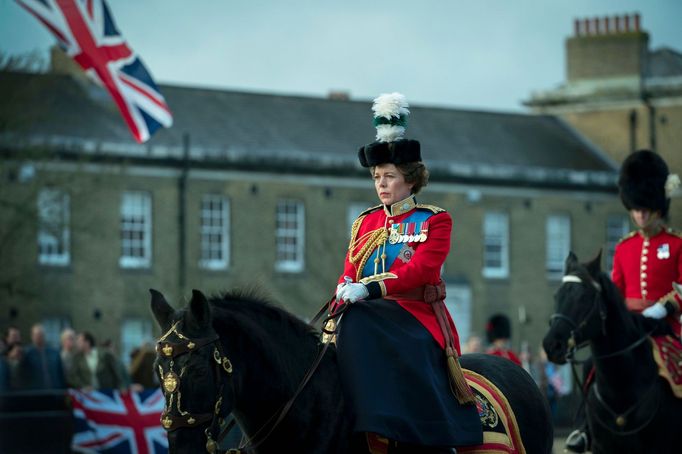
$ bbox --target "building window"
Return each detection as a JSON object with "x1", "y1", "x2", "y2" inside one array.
[
  {"x1": 275, "y1": 199, "x2": 305, "y2": 272},
  {"x1": 121, "y1": 318, "x2": 153, "y2": 366},
  {"x1": 606, "y1": 215, "x2": 630, "y2": 272},
  {"x1": 37, "y1": 188, "x2": 70, "y2": 266},
  {"x1": 199, "y1": 195, "x2": 230, "y2": 270},
  {"x1": 444, "y1": 284, "x2": 472, "y2": 346},
  {"x1": 483, "y1": 212, "x2": 509, "y2": 278},
  {"x1": 546, "y1": 214, "x2": 571, "y2": 278},
  {"x1": 120, "y1": 191, "x2": 152, "y2": 268},
  {"x1": 347, "y1": 202, "x2": 370, "y2": 237}
]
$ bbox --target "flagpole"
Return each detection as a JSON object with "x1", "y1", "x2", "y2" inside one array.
[{"x1": 178, "y1": 133, "x2": 190, "y2": 294}]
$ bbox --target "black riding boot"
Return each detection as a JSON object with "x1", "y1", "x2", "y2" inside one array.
[{"x1": 565, "y1": 426, "x2": 591, "y2": 453}]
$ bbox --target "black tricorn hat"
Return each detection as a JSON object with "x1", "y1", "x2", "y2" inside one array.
[
  {"x1": 618, "y1": 150, "x2": 670, "y2": 218},
  {"x1": 358, "y1": 92, "x2": 422, "y2": 168},
  {"x1": 358, "y1": 139, "x2": 421, "y2": 168},
  {"x1": 486, "y1": 314, "x2": 511, "y2": 343}
]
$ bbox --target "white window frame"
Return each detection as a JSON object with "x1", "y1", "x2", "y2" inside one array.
[
  {"x1": 275, "y1": 199, "x2": 305, "y2": 273},
  {"x1": 606, "y1": 214, "x2": 630, "y2": 273},
  {"x1": 546, "y1": 214, "x2": 571, "y2": 279},
  {"x1": 41, "y1": 317, "x2": 71, "y2": 349},
  {"x1": 37, "y1": 188, "x2": 70, "y2": 266},
  {"x1": 119, "y1": 191, "x2": 152, "y2": 269},
  {"x1": 199, "y1": 194, "x2": 230, "y2": 270},
  {"x1": 120, "y1": 318, "x2": 154, "y2": 367},
  {"x1": 483, "y1": 211, "x2": 509, "y2": 279}
]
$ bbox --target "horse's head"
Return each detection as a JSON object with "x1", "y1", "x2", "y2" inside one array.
[
  {"x1": 543, "y1": 251, "x2": 606, "y2": 364},
  {"x1": 150, "y1": 289, "x2": 233, "y2": 454}
]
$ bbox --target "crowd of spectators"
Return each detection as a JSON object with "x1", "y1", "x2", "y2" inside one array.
[{"x1": 0, "y1": 324, "x2": 158, "y2": 393}]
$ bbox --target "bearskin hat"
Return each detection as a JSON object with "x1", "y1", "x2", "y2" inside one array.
[
  {"x1": 486, "y1": 314, "x2": 511, "y2": 343},
  {"x1": 358, "y1": 92, "x2": 422, "y2": 168},
  {"x1": 618, "y1": 150, "x2": 670, "y2": 218}
]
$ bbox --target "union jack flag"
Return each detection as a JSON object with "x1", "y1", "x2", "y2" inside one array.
[
  {"x1": 17, "y1": 0, "x2": 173, "y2": 143},
  {"x1": 70, "y1": 388, "x2": 168, "y2": 454}
]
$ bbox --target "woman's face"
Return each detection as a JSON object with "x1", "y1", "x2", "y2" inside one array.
[
  {"x1": 373, "y1": 163, "x2": 414, "y2": 206},
  {"x1": 629, "y1": 208, "x2": 661, "y2": 230}
]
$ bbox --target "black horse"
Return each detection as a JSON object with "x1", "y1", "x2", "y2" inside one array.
[
  {"x1": 151, "y1": 288, "x2": 553, "y2": 454},
  {"x1": 543, "y1": 252, "x2": 682, "y2": 454}
]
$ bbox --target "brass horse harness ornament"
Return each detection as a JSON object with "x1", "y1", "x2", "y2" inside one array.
[
  {"x1": 156, "y1": 320, "x2": 233, "y2": 453},
  {"x1": 157, "y1": 314, "x2": 337, "y2": 454}
]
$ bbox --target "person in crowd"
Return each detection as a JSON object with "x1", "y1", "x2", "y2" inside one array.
[
  {"x1": 102, "y1": 338, "x2": 131, "y2": 388},
  {"x1": 462, "y1": 334, "x2": 483, "y2": 354},
  {"x1": 5, "y1": 341, "x2": 27, "y2": 390},
  {"x1": 565, "y1": 149, "x2": 681, "y2": 453},
  {"x1": 22, "y1": 323, "x2": 66, "y2": 389},
  {"x1": 3, "y1": 326, "x2": 21, "y2": 355},
  {"x1": 59, "y1": 328, "x2": 76, "y2": 376},
  {"x1": 332, "y1": 93, "x2": 482, "y2": 453},
  {"x1": 129, "y1": 342, "x2": 157, "y2": 389},
  {"x1": 68, "y1": 331, "x2": 123, "y2": 390},
  {"x1": 485, "y1": 314, "x2": 522, "y2": 367}
]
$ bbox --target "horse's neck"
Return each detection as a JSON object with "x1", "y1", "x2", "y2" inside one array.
[{"x1": 589, "y1": 289, "x2": 656, "y2": 397}]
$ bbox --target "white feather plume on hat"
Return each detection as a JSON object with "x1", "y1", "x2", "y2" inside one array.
[{"x1": 371, "y1": 92, "x2": 410, "y2": 143}]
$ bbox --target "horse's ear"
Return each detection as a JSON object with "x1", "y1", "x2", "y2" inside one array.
[
  {"x1": 585, "y1": 249, "x2": 603, "y2": 277},
  {"x1": 150, "y1": 289, "x2": 174, "y2": 331},
  {"x1": 565, "y1": 251, "x2": 579, "y2": 272},
  {"x1": 188, "y1": 289, "x2": 211, "y2": 329}
]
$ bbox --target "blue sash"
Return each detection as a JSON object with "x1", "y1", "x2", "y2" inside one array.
[{"x1": 361, "y1": 210, "x2": 433, "y2": 278}]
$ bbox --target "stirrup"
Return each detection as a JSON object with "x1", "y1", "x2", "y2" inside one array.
[{"x1": 564, "y1": 429, "x2": 588, "y2": 453}]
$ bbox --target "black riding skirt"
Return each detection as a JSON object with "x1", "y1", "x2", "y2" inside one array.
[{"x1": 337, "y1": 298, "x2": 483, "y2": 447}]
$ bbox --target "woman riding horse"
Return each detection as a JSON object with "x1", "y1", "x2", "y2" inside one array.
[{"x1": 332, "y1": 93, "x2": 482, "y2": 453}]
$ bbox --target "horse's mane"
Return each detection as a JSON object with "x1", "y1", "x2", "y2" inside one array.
[
  {"x1": 594, "y1": 270, "x2": 647, "y2": 335},
  {"x1": 206, "y1": 288, "x2": 322, "y2": 385}
]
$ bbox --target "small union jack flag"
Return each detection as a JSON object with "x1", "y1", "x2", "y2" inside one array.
[
  {"x1": 70, "y1": 388, "x2": 168, "y2": 454},
  {"x1": 17, "y1": 0, "x2": 173, "y2": 143}
]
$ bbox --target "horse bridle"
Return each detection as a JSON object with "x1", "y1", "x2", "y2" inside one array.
[
  {"x1": 549, "y1": 274, "x2": 605, "y2": 356},
  {"x1": 156, "y1": 300, "x2": 344, "y2": 454},
  {"x1": 156, "y1": 320, "x2": 233, "y2": 454},
  {"x1": 550, "y1": 273, "x2": 661, "y2": 434}
]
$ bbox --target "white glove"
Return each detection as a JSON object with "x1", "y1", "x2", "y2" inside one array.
[
  {"x1": 642, "y1": 302, "x2": 667, "y2": 319},
  {"x1": 336, "y1": 283, "x2": 347, "y2": 300},
  {"x1": 341, "y1": 283, "x2": 369, "y2": 303}
]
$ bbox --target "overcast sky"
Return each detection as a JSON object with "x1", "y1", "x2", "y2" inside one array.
[{"x1": 1, "y1": 0, "x2": 681, "y2": 113}]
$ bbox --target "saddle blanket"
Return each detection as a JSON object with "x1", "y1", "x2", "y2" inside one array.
[
  {"x1": 651, "y1": 335, "x2": 682, "y2": 398},
  {"x1": 367, "y1": 369, "x2": 525, "y2": 454}
]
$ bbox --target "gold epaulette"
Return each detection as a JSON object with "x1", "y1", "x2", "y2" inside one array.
[
  {"x1": 666, "y1": 227, "x2": 682, "y2": 238},
  {"x1": 358, "y1": 204, "x2": 382, "y2": 217},
  {"x1": 416, "y1": 204, "x2": 446, "y2": 214},
  {"x1": 617, "y1": 230, "x2": 637, "y2": 244}
]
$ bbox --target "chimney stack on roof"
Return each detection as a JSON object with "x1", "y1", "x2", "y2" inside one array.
[{"x1": 573, "y1": 13, "x2": 641, "y2": 37}]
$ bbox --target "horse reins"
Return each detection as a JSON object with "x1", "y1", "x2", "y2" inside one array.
[{"x1": 552, "y1": 274, "x2": 661, "y2": 435}]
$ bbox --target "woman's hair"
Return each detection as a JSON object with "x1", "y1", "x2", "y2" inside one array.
[{"x1": 399, "y1": 162, "x2": 430, "y2": 194}]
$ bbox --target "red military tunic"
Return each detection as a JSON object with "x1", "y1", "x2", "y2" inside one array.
[
  {"x1": 612, "y1": 227, "x2": 682, "y2": 335},
  {"x1": 486, "y1": 347, "x2": 522, "y2": 367},
  {"x1": 336, "y1": 195, "x2": 461, "y2": 353}
]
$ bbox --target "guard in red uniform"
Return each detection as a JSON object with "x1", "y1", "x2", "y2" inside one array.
[
  {"x1": 565, "y1": 149, "x2": 682, "y2": 453},
  {"x1": 485, "y1": 314, "x2": 522, "y2": 367},
  {"x1": 332, "y1": 93, "x2": 482, "y2": 454},
  {"x1": 612, "y1": 149, "x2": 682, "y2": 336}
]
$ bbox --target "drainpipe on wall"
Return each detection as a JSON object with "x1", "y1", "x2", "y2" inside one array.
[
  {"x1": 628, "y1": 109, "x2": 637, "y2": 153},
  {"x1": 178, "y1": 133, "x2": 190, "y2": 293},
  {"x1": 645, "y1": 99, "x2": 657, "y2": 153}
]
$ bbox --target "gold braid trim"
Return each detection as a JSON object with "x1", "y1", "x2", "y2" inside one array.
[
  {"x1": 350, "y1": 227, "x2": 388, "y2": 282},
  {"x1": 658, "y1": 289, "x2": 681, "y2": 311}
]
